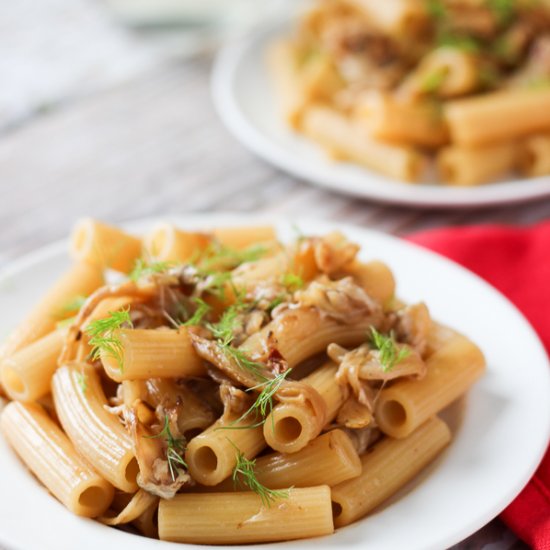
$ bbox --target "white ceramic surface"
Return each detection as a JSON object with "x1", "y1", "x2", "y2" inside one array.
[
  {"x1": 211, "y1": 20, "x2": 550, "y2": 208},
  {"x1": 0, "y1": 214, "x2": 549, "y2": 550}
]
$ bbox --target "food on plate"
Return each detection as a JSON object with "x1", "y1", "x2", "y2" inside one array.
[
  {"x1": 269, "y1": 0, "x2": 550, "y2": 185},
  {"x1": 0, "y1": 219, "x2": 485, "y2": 543}
]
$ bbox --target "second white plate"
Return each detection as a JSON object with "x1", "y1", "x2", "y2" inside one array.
[{"x1": 211, "y1": 18, "x2": 550, "y2": 208}]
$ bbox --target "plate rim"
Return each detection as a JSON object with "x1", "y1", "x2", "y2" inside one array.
[
  {"x1": 211, "y1": 20, "x2": 550, "y2": 209},
  {"x1": 0, "y1": 213, "x2": 549, "y2": 550}
]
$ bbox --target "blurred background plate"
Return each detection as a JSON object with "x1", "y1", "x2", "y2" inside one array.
[{"x1": 212, "y1": 18, "x2": 550, "y2": 209}]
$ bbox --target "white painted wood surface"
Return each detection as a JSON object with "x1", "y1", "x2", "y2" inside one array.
[{"x1": 0, "y1": 1, "x2": 544, "y2": 548}]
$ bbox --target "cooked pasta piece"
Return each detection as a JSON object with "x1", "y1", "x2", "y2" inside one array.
[
  {"x1": 100, "y1": 328, "x2": 205, "y2": 382},
  {"x1": 375, "y1": 330, "x2": 485, "y2": 438},
  {"x1": 348, "y1": 0, "x2": 428, "y2": 34},
  {"x1": 437, "y1": 141, "x2": 519, "y2": 186},
  {"x1": 397, "y1": 47, "x2": 478, "y2": 100},
  {"x1": 144, "y1": 223, "x2": 211, "y2": 262},
  {"x1": 52, "y1": 363, "x2": 139, "y2": 491},
  {"x1": 70, "y1": 218, "x2": 142, "y2": 273},
  {"x1": 1, "y1": 401, "x2": 114, "y2": 517},
  {"x1": 214, "y1": 429, "x2": 361, "y2": 491},
  {"x1": 1, "y1": 328, "x2": 67, "y2": 402},
  {"x1": 185, "y1": 416, "x2": 266, "y2": 486},
  {"x1": 213, "y1": 226, "x2": 276, "y2": 250},
  {"x1": 1, "y1": 261, "x2": 103, "y2": 357},
  {"x1": 337, "y1": 260, "x2": 395, "y2": 306},
  {"x1": 355, "y1": 92, "x2": 449, "y2": 148},
  {"x1": 519, "y1": 134, "x2": 550, "y2": 177},
  {"x1": 331, "y1": 417, "x2": 451, "y2": 527},
  {"x1": 445, "y1": 88, "x2": 550, "y2": 146},
  {"x1": 242, "y1": 306, "x2": 381, "y2": 370},
  {"x1": 264, "y1": 362, "x2": 345, "y2": 453},
  {"x1": 158, "y1": 486, "x2": 334, "y2": 543},
  {"x1": 302, "y1": 105, "x2": 426, "y2": 182}
]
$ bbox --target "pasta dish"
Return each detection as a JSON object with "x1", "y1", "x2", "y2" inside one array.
[
  {"x1": 0, "y1": 219, "x2": 485, "y2": 544},
  {"x1": 268, "y1": 0, "x2": 550, "y2": 186}
]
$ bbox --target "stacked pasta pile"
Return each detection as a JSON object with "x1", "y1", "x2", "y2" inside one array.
[
  {"x1": 0, "y1": 219, "x2": 485, "y2": 544},
  {"x1": 269, "y1": 0, "x2": 550, "y2": 185}
]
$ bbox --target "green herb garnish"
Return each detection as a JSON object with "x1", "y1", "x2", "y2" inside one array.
[
  {"x1": 57, "y1": 295, "x2": 87, "y2": 316},
  {"x1": 437, "y1": 33, "x2": 482, "y2": 53},
  {"x1": 146, "y1": 414, "x2": 187, "y2": 482},
  {"x1": 85, "y1": 308, "x2": 133, "y2": 370},
  {"x1": 420, "y1": 68, "x2": 449, "y2": 93},
  {"x1": 182, "y1": 298, "x2": 212, "y2": 327},
  {"x1": 75, "y1": 371, "x2": 88, "y2": 393},
  {"x1": 426, "y1": 0, "x2": 446, "y2": 19},
  {"x1": 281, "y1": 272, "x2": 304, "y2": 291},
  {"x1": 231, "y1": 445, "x2": 290, "y2": 506},
  {"x1": 369, "y1": 327, "x2": 410, "y2": 373},
  {"x1": 130, "y1": 259, "x2": 175, "y2": 281},
  {"x1": 487, "y1": 0, "x2": 515, "y2": 25}
]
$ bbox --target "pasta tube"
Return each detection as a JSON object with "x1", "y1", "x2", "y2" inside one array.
[
  {"x1": 100, "y1": 328, "x2": 205, "y2": 382},
  {"x1": 397, "y1": 47, "x2": 478, "y2": 99},
  {"x1": 243, "y1": 307, "x2": 374, "y2": 369},
  {"x1": 143, "y1": 223, "x2": 210, "y2": 262},
  {"x1": 52, "y1": 363, "x2": 139, "y2": 491},
  {"x1": 70, "y1": 218, "x2": 142, "y2": 273},
  {"x1": 2, "y1": 261, "x2": 103, "y2": 356},
  {"x1": 264, "y1": 362, "x2": 345, "y2": 453},
  {"x1": 348, "y1": 0, "x2": 428, "y2": 34},
  {"x1": 331, "y1": 417, "x2": 451, "y2": 527},
  {"x1": 1, "y1": 401, "x2": 114, "y2": 517},
  {"x1": 158, "y1": 486, "x2": 334, "y2": 543},
  {"x1": 185, "y1": 416, "x2": 266, "y2": 486},
  {"x1": 355, "y1": 92, "x2": 449, "y2": 148},
  {"x1": 215, "y1": 429, "x2": 361, "y2": 491},
  {"x1": 445, "y1": 88, "x2": 550, "y2": 146},
  {"x1": 267, "y1": 39, "x2": 310, "y2": 128},
  {"x1": 519, "y1": 134, "x2": 550, "y2": 177},
  {"x1": 302, "y1": 105, "x2": 425, "y2": 182},
  {"x1": 213, "y1": 226, "x2": 277, "y2": 250},
  {"x1": 437, "y1": 141, "x2": 519, "y2": 186},
  {"x1": 338, "y1": 260, "x2": 396, "y2": 305},
  {"x1": 1, "y1": 328, "x2": 67, "y2": 402},
  {"x1": 375, "y1": 331, "x2": 485, "y2": 438}
]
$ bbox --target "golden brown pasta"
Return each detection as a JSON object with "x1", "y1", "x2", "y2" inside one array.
[
  {"x1": 331, "y1": 417, "x2": 451, "y2": 527},
  {"x1": 1, "y1": 401, "x2": 114, "y2": 517},
  {"x1": 158, "y1": 486, "x2": 334, "y2": 544}
]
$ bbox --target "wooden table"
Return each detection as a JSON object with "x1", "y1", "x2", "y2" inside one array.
[{"x1": 0, "y1": 1, "x2": 546, "y2": 548}]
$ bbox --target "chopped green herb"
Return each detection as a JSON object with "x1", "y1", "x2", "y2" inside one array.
[
  {"x1": 57, "y1": 295, "x2": 87, "y2": 317},
  {"x1": 266, "y1": 295, "x2": 285, "y2": 312},
  {"x1": 369, "y1": 327, "x2": 410, "y2": 372},
  {"x1": 420, "y1": 67, "x2": 449, "y2": 93},
  {"x1": 197, "y1": 242, "x2": 267, "y2": 273},
  {"x1": 231, "y1": 444, "x2": 290, "y2": 506},
  {"x1": 437, "y1": 33, "x2": 481, "y2": 54},
  {"x1": 75, "y1": 371, "x2": 88, "y2": 393},
  {"x1": 426, "y1": 0, "x2": 446, "y2": 19},
  {"x1": 487, "y1": 0, "x2": 515, "y2": 25},
  {"x1": 146, "y1": 414, "x2": 187, "y2": 482},
  {"x1": 129, "y1": 259, "x2": 175, "y2": 282},
  {"x1": 281, "y1": 272, "x2": 304, "y2": 291},
  {"x1": 182, "y1": 298, "x2": 212, "y2": 327},
  {"x1": 85, "y1": 308, "x2": 133, "y2": 370}
]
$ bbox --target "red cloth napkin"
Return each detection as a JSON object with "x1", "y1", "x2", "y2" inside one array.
[{"x1": 407, "y1": 220, "x2": 550, "y2": 550}]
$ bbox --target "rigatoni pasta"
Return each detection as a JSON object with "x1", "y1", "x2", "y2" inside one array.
[
  {"x1": 270, "y1": 0, "x2": 550, "y2": 185},
  {"x1": 0, "y1": 218, "x2": 485, "y2": 544}
]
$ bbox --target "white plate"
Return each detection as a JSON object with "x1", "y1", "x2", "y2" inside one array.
[
  {"x1": 211, "y1": 19, "x2": 550, "y2": 208},
  {"x1": 0, "y1": 214, "x2": 549, "y2": 550}
]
